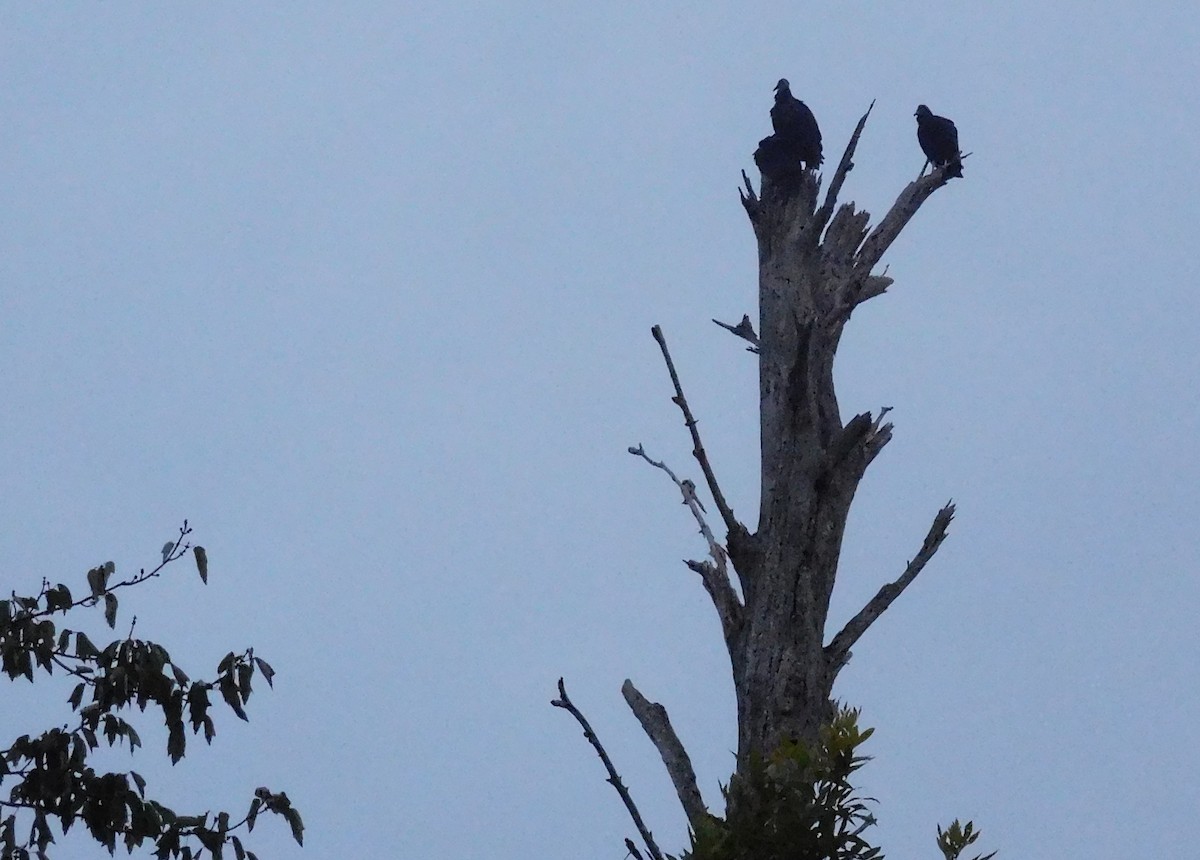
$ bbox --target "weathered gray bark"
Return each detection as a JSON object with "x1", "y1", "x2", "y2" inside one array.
[{"x1": 626, "y1": 106, "x2": 960, "y2": 824}]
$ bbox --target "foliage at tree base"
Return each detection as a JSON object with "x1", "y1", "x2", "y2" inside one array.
[{"x1": 674, "y1": 708, "x2": 993, "y2": 860}]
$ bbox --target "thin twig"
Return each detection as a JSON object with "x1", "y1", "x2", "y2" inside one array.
[
  {"x1": 650, "y1": 325, "x2": 742, "y2": 539},
  {"x1": 552, "y1": 679, "x2": 664, "y2": 860},
  {"x1": 621, "y1": 680, "x2": 707, "y2": 828},
  {"x1": 825, "y1": 502, "x2": 956, "y2": 672},
  {"x1": 628, "y1": 444, "x2": 742, "y2": 641}
]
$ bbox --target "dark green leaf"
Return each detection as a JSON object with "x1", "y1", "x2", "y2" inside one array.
[
  {"x1": 171, "y1": 664, "x2": 189, "y2": 686},
  {"x1": 75, "y1": 628, "x2": 99, "y2": 652},
  {"x1": 284, "y1": 808, "x2": 304, "y2": 846},
  {"x1": 161, "y1": 541, "x2": 175, "y2": 563},
  {"x1": 219, "y1": 676, "x2": 248, "y2": 721},
  {"x1": 131, "y1": 771, "x2": 146, "y2": 796},
  {"x1": 231, "y1": 835, "x2": 246, "y2": 860},
  {"x1": 86, "y1": 567, "x2": 103, "y2": 599},
  {"x1": 253, "y1": 657, "x2": 275, "y2": 688},
  {"x1": 245, "y1": 799, "x2": 260, "y2": 832},
  {"x1": 193, "y1": 546, "x2": 208, "y2": 584},
  {"x1": 68, "y1": 682, "x2": 86, "y2": 710},
  {"x1": 167, "y1": 721, "x2": 185, "y2": 764},
  {"x1": 104, "y1": 593, "x2": 118, "y2": 629},
  {"x1": 237, "y1": 662, "x2": 253, "y2": 703}
]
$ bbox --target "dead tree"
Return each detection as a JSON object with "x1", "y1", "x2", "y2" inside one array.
[{"x1": 557, "y1": 102, "x2": 968, "y2": 854}]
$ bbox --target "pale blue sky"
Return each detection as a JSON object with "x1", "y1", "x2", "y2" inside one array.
[{"x1": 2, "y1": 3, "x2": 1199, "y2": 858}]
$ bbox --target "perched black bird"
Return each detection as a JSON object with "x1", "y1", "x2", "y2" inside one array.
[
  {"x1": 914, "y1": 104, "x2": 963, "y2": 178},
  {"x1": 770, "y1": 79, "x2": 823, "y2": 169}
]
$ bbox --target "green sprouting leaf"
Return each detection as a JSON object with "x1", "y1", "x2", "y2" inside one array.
[
  {"x1": 104, "y1": 593, "x2": 118, "y2": 629},
  {"x1": 194, "y1": 546, "x2": 208, "y2": 584},
  {"x1": 161, "y1": 541, "x2": 176, "y2": 563},
  {"x1": 253, "y1": 657, "x2": 275, "y2": 688}
]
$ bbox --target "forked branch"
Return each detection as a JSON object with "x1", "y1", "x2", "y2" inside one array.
[
  {"x1": 628, "y1": 443, "x2": 743, "y2": 644},
  {"x1": 622, "y1": 680, "x2": 707, "y2": 828},
  {"x1": 825, "y1": 501, "x2": 956, "y2": 671},
  {"x1": 552, "y1": 679, "x2": 664, "y2": 860}
]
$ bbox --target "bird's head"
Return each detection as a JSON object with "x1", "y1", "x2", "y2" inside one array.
[
  {"x1": 915, "y1": 105, "x2": 932, "y2": 119},
  {"x1": 774, "y1": 79, "x2": 790, "y2": 94}
]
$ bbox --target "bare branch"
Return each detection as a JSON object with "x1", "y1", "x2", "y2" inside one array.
[
  {"x1": 552, "y1": 679, "x2": 665, "y2": 860},
  {"x1": 712, "y1": 314, "x2": 759, "y2": 349},
  {"x1": 813, "y1": 100, "x2": 875, "y2": 241},
  {"x1": 621, "y1": 680, "x2": 707, "y2": 828},
  {"x1": 650, "y1": 325, "x2": 744, "y2": 540},
  {"x1": 685, "y1": 559, "x2": 743, "y2": 650},
  {"x1": 825, "y1": 501, "x2": 956, "y2": 670},
  {"x1": 855, "y1": 169, "x2": 952, "y2": 275},
  {"x1": 628, "y1": 444, "x2": 743, "y2": 642},
  {"x1": 739, "y1": 169, "x2": 759, "y2": 220}
]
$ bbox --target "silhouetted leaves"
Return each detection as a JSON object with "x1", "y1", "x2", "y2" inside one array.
[
  {"x1": 253, "y1": 657, "x2": 275, "y2": 688},
  {"x1": 0, "y1": 528, "x2": 298, "y2": 859}
]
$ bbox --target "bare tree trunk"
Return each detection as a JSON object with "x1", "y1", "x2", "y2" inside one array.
[{"x1": 619, "y1": 106, "x2": 960, "y2": 826}]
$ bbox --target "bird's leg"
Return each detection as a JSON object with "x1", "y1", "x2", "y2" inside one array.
[{"x1": 917, "y1": 158, "x2": 930, "y2": 180}]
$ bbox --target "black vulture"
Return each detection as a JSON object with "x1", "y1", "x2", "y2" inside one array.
[
  {"x1": 914, "y1": 105, "x2": 963, "y2": 178},
  {"x1": 769, "y1": 79, "x2": 823, "y2": 169}
]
